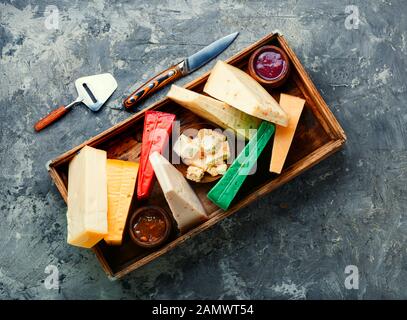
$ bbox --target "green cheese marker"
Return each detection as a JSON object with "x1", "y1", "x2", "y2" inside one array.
[{"x1": 207, "y1": 121, "x2": 275, "y2": 210}]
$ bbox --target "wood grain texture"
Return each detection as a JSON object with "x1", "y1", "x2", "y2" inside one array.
[
  {"x1": 48, "y1": 33, "x2": 346, "y2": 278},
  {"x1": 123, "y1": 64, "x2": 183, "y2": 109},
  {"x1": 34, "y1": 106, "x2": 69, "y2": 132}
]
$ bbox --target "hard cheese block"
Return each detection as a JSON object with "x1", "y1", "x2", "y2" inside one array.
[
  {"x1": 167, "y1": 85, "x2": 261, "y2": 140},
  {"x1": 270, "y1": 94, "x2": 305, "y2": 174},
  {"x1": 207, "y1": 121, "x2": 275, "y2": 210},
  {"x1": 149, "y1": 151, "x2": 208, "y2": 233},
  {"x1": 105, "y1": 159, "x2": 139, "y2": 245},
  {"x1": 203, "y1": 61, "x2": 288, "y2": 127},
  {"x1": 67, "y1": 146, "x2": 108, "y2": 248}
]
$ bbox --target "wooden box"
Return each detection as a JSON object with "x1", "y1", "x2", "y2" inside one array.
[{"x1": 48, "y1": 33, "x2": 346, "y2": 279}]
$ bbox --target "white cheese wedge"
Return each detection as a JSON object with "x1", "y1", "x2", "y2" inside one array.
[
  {"x1": 149, "y1": 151, "x2": 208, "y2": 233},
  {"x1": 167, "y1": 85, "x2": 261, "y2": 140},
  {"x1": 203, "y1": 61, "x2": 289, "y2": 127},
  {"x1": 67, "y1": 146, "x2": 108, "y2": 248}
]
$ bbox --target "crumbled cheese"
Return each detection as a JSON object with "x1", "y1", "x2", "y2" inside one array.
[
  {"x1": 173, "y1": 134, "x2": 200, "y2": 160},
  {"x1": 215, "y1": 163, "x2": 227, "y2": 175},
  {"x1": 201, "y1": 135, "x2": 218, "y2": 154},
  {"x1": 207, "y1": 166, "x2": 219, "y2": 177},
  {"x1": 173, "y1": 128, "x2": 229, "y2": 180},
  {"x1": 186, "y1": 166, "x2": 205, "y2": 182}
]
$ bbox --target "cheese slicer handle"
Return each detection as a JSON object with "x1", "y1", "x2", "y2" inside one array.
[{"x1": 34, "y1": 105, "x2": 70, "y2": 132}]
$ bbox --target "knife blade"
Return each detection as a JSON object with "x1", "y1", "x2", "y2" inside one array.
[{"x1": 123, "y1": 32, "x2": 239, "y2": 109}]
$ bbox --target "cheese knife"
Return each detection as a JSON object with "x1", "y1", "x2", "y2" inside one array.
[{"x1": 123, "y1": 32, "x2": 239, "y2": 109}]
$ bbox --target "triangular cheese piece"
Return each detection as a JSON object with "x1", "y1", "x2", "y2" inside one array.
[
  {"x1": 167, "y1": 85, "x2": 261, "y2": 140},
  {"x1": 203, "y1": 61, "x2": 288, "y2": 126},
  {"x1": 105, "y1": 159, "x2": 139, "y2": 245},
  {"x1": 149, "y1": 152, "x2": 208, "y2": 233},
  {"x1": 270, "y1": 94, "x2": 305, "y2": 174}
]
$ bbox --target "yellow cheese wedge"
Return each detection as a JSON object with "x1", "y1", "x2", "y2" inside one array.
[
  {"x1": 203, "y1": 61, "x2": 288, "y2": 127},
  {"x1": 105, "y1": 159, "x2": 139, "y2": 245},
  {"x1": 270, "y1": 94, "x2": 305, "y2": 174},
  {"x1": 67, "y1": 146, "x2": 108, "y2": 248}
]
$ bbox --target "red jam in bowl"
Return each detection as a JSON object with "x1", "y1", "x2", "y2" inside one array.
[{"x1": 254, "y1": 49, "x2": 287, "y2": 81}]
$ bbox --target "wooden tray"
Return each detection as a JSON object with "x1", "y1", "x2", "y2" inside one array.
[{"x1": 48, "y1": 33, "x2": 346, "y2": 279}]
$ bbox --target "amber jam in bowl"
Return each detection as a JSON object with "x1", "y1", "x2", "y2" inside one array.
[
  {"x1": 248, "y1": 45, "x2": 290, "y2": 88},
  {"x1": 129, "y1": 206, "x2": 172, "y2": 248}
]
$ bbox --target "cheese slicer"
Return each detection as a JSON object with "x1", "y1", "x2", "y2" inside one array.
[{"x1": 34, "y1": 73, "x2": 118, "y2": 132}]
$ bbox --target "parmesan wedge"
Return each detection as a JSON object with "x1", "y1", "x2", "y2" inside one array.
[
  {"x1": 203, "y1": 61, "x2": 288, "y2": 127},
  {"x1": 149, "y1": 152, "x2": 208, "y2": 233},
  {"x1": 167, "y1": 85, "x2": 261, "y2": 140}
]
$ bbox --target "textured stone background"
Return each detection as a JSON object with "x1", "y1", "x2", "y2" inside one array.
[{"x1": 0, "y1": 0, "x2": 406, "y2": 299}]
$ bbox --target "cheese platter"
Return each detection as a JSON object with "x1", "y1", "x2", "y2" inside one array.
[{"x1": 47, "y1": 33, "x2": 346, "y2": 279}]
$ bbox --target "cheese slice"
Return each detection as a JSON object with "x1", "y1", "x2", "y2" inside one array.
[
  {"x1": 167, "y1": 85, "x2": 261, "y2": 140},
  {"x1": 105, "y1": 159, "x2": 139, "y2": 245},
  {"x1": 203, "y1": 61, "x2": 288, "y2": 127},
  {"x1": 67, "y1": 146, "x2": 108, "y2": 248},
  {"x1": 270, "y1": 94, "x2": 305, "y2": 174},
  {"x1": 149, "y1": 152, "x2": 208, "y2": 233}
]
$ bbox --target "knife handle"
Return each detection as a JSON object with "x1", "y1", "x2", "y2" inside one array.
[
  {"x1": 123, "y1": 63, "x2": 184, "y2": 109},
  {"x1": 34, "y1": 105, "x2": 70, "y2": 132}
]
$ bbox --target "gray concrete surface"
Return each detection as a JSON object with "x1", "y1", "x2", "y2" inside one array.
[{"x1": 0, "y1": 0, "x2": 406, "y2": 299}]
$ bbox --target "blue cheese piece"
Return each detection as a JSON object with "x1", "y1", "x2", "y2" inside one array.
[
  {"x1": 184, "y1": 155, "x2": 208, "y2": 171},
  {"x1": 201, "y1": 135, "x2": 218, "y2": 154},
  {"x1": 215, "y1": 163, "x2": 227, "y2": 175},
  {"x1": 207, "y1": 163, "x2": 228, "y2": 176},
  {"x1": 186, "y1": 166, "x2": 205, "y2": 182},
  {"x1": 173, "y1": 134, "x2": 200, "y2": 160},
  {"x1": 198, "y1": 128, "x2": 228, "y2": 157},
  {"x1": 204, "y1": 141, "x2": 230, "y2": 167}
]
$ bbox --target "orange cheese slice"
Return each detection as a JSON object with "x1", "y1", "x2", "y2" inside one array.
[
  {"x1": 105, "y1": 159, "x2": 139, "y2": 245},
  {"x1": 270, "y1": 94, "x2": 305, "y2": 174}
]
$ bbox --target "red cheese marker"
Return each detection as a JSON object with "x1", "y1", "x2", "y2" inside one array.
[{"x1": 137, "y1": 111, "x2": 176, "y2": 200}]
